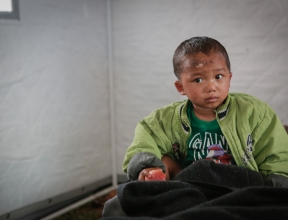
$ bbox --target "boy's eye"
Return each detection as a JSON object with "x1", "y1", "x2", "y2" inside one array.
[
  {"x1": 216, "y1": 74, "x2": 223, "y2": 79},
  {"x1": 194, "y1": 78, "x2": 203, "y2": 83}
]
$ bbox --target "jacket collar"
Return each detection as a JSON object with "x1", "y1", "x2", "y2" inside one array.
[
  {"x1": 179, "y1": 94, "x2": 231, "y2": 131},
  {"x1": 179, "y1": 100, "x2": 190, "y2": 133},
  {"x1": 216, "y1": 95, "x2": 230, "y2": 121}
]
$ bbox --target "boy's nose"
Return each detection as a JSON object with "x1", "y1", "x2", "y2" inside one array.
[{"x1": 206, "y1": 80, "x2": 216, "y2": 93}]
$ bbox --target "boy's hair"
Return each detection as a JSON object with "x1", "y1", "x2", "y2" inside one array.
[{"x1": 173, "y1": 36, "x2": 231, "y2": 79}]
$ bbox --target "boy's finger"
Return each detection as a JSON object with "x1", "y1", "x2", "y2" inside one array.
[
  {"x1": 138, "y1": 172, "x2": 145, "y2": 180},
  {"x1": 138, "y1": 169, "x2": 150, "y2": 180},
  {"x1": 143, "y1": 169, "x2": 151, "y2": 178}
]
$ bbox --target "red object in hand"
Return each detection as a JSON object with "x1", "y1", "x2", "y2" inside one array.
[{"x1": 145, "y1": 170, "x2": 166, "y2": 181}]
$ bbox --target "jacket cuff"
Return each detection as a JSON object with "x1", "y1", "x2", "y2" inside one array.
[
  {"x1": 263, "y1": 174, "x2": 288, "y2": 187},
  {"x1": 127, "y1": 152, "x2": 166, "y2": 180}
]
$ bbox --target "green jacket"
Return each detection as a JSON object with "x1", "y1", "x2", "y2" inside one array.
[{"x1": 123, "y1": 93, "x2": 288, "y2": 180}]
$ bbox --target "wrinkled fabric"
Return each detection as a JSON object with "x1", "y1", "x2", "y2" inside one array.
[{"x1": 102, "y1": 161, "x2": 288, "y2": 220}]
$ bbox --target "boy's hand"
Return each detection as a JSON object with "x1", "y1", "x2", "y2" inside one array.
[
  {"x1": 161, "y1": 155, "x2": 183, "y2": 180},
  {"x1": 138, "y1": 167, "x2": 166, "y2": 181}
]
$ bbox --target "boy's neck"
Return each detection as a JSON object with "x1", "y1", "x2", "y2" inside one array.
[{"x1": 193, "y1": 107, "x2": 216, "y2": 121}]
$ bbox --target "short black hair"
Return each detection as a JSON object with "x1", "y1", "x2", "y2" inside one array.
[{"x1": 173, "y1": 36, "x2": 230, "y2": 79}]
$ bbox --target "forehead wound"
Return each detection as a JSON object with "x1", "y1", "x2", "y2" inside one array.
[{"x1": 188, "y1": 60, "x2": 214, "y2": 68}]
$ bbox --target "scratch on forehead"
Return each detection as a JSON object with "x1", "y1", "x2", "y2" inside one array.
[
  {"x1": 195, "y1": 62, "x2": 204, "y2": 68},
  {"x1": 189, "y1": 60, "x2": 214, "y2": 68}
]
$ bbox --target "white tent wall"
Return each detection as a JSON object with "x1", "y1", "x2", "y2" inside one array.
[
  {"x1": 0, "y1": 0, "x2": 288, "y2": 219},
  {"x1": 0, "y1": 0, "x2": 112, "y2": 217},
  {"x1": 113, "y1": 0, "x2": 288, "y2": 175}
]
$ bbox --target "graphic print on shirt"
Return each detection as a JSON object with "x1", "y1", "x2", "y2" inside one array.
[
  {"x1": 188, "y1": 132, "x2": 233, "y2": 164},
  {"x1": 242, "y1": 134, "x2": 253, "y2": 165},
  {"x1": 183, "y1": 101, "x2": 234, "y2": 167}
]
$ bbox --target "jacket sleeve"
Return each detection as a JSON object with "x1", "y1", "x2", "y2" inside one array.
[
  {"x1": 252, "y1": 104, "x2": 288, "y2": 185},
  {"x1": 122, "y1": 116, "x2": 173, "y2": 177},
  {"x1": 263, "y1": 173, "x2": 288, "y2": 187},
  {"x1": 126, "y1": 152, "x2": 166, "y2": 180}
]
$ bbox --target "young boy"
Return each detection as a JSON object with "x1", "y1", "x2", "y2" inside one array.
[
  {"x1": 102, "y1": 36, "x2": 288, "y2": 217},
  {"x1": 123, "y1": 36, "x2": 288, "y2": 184}
]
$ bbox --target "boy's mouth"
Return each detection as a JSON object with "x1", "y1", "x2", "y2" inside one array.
[{"x1": 205, "y1": 96, "x2": 218, "y2": 102}]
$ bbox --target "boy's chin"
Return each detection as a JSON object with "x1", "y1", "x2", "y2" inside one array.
[{"x1": 203, "y1": 102, "x2": 222, "y2": 110}]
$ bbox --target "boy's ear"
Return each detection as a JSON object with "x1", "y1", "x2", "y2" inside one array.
[
  {"x1": 174, "y1": 80, "x2": 186, "y2": 95},
  {"x1": 229, "y1": 72, "x2": 232, "y2": 87}
]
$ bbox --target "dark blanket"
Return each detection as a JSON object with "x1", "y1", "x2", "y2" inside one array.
[{"x1": 102, "y1": 160, "x2": 288, "y2": 220}]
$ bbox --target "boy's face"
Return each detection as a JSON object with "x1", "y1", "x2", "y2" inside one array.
[{"x1": 175, "y1": 52, "x2": 232, "y2": 113}]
